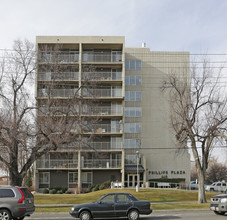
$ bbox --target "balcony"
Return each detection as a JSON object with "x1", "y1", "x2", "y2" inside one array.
[
  {"x1": 38, "y1": 106, "x2": 78, "y2": 116},
  {"x1": 37, "y1": 88, "x2": 78, "y2": 98},
  {"x1": 82, "y1": 88, "x2": 122, "y2": 98},
  {"x1": 38, "y1": 72, "x2": 79, "y2": 81},
  {"x1": 82, "y1": 52, "x2": 122, "y2": 63},
  {"x1": 37, "y1": 159, "x2": 78, "y2": 169},
  {"x1": 82, "y1": 123, "x2": 122, "y2": 134},
  {"x1": 82, "y1": 159, "x2": 121, "y2": 168},
  {"x1": 81, "y1": 142, "x2": 122, "y2": 150},
  {"x1": 38, "y1": 52, "x2": 79, "y2": 63},
  {"x1": 82, "y1": 72, "x2": 122, "y2": 81},
  {"x1": 82, "y1": 106, "x2": 122, "y2": 116}
]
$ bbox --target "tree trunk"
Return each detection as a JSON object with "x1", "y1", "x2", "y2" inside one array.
[
  {"x1": 197, "y1": 168, "x2": 207, "y2": 203},
  {"x1": 9, "y1": 170, "x2": 23, "y2": 186}
]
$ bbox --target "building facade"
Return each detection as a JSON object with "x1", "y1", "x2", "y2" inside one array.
[{"x1": 34, "y1": 36, "x2": 190, "y2": 192}]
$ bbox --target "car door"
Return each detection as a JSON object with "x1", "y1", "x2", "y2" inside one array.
[
  {"x1": 115, "y1": 194, "x2": 133, "y2": 217},
  {"x1": 93, "y1": 194, "x2": 115, "y2": 218}
]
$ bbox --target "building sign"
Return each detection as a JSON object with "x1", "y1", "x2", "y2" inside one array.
[{"x1": 149, "y1": 170, "x2": 186, "y2": 175}]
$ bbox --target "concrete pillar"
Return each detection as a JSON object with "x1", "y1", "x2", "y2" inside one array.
[{"x1": 77, "y1": 151, "x2": 81, "y2": 193}]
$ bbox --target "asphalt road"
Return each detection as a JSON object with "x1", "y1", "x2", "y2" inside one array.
[{"x1": 25, "y1": 210, "x2": 227, "y2": 220}]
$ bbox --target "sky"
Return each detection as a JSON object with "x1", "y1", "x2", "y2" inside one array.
[
  {"x1": 0, "y1": 0, "x2": 227, "y2": 166},
  {"x1": 0, "y1": 0, "x2": 227, "y2": 53}
]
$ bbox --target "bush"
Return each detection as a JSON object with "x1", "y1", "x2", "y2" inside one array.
[
  {"x1": 49, "y1": 189, "x2": 57, "y2": 194},
  {"x1": 57, "y1": 190, "x2": 63, "y2": 194},
  {"x1": 103, "y1": 180, "x2": 111, "y2": 188},
  {"x1": 99, "y1": 184, "x2": 105, "y2": 190},
  {"x1": 65, "y1": 190, "x2": 71, "y2": 194},
  {"x1": 42, "y1": 188, "x2": 49, "y2": 194},
  {"x1": 94, "y1": 184, "x2": 100, "y2": 191}
]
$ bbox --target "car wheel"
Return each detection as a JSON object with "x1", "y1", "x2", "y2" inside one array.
[
  {"x1": 128, "y1": 209, "x2": 139, "y2": 220},
  {"x1": 0, "y1": 209, "x2": 12, "y2": 220},
  {"x1": 214, "y1": 211, "x2": 225, "y2": 215},
  {"x1": 210, "y1": 188, "x2": 214, "y2": 192},
  {"x1": 79, "y1": 210, "x2": 91, "y2": 220},
  {"x1": 14, "y1": 217, "x2": 25, "y2": 220}
]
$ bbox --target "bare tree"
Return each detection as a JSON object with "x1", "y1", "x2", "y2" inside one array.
[
  {"x1": 162, "y1": 57, "x2": 227, "y2": 203},
  {"x1": 0, "y1": 40, "x2": 98, "y2": 186},
  {"x1": 206, "y1": 158, "x2": 227, "y2": 183}
]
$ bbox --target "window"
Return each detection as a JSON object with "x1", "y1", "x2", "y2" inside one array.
[
  {"x1": 116, "y1": 194, "x2": 132, "y2": 203},
  {"x1": 124, "y1": 139, "x2": 141, "y2": 148},
  {"x1": 125, "y1": 91, "x2": 141, "y2": 101},
  {"x1": 125, "y1": 154, "x2": 137, "y2": 165},
  {"x1": 124, "y1": 123, "x2": 141, "y2": 133},
  {"x1": 69, "y1": 172, "x2": 78, "y2": 184},
  {"x1": 0, "y1": 189, "x2": 15, "y2": 198},
  {"x1": 125, "y1": 76, "x2": 142, "y2": 85},
  {"x1": 82, "y1": 172, "x2": 93, "y2": 184},
  {"x1": 100, "y1": 194, "x2": 115, "y2": 203},
  {"x1": 39, "y1": 172, "x2": 49, "y2": 184},
  {"x1": 125, "y1": 107, "x2": 142, "y2": 117},
  {"x1": 125, "y1": 60, "x2": 142, "y2": 70}
]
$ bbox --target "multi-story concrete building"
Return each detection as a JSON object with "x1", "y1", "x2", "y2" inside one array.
[{"x1": 34, "y1": 36, "x2": 190, "y2": 192}]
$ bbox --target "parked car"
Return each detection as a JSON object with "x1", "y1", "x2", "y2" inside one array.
[
  {"x1": 190, "y1": 181, "x2": 198, "y2": 190},
  {"x1": 70, "y1": 192, "x2": 152, "y2": 220},
  {"x1": 0, "y1": 186, "x2": 35, "y2": 220},
  {"x1": 210, "y1": 193, "x2": 227, "y2": 215},
  {"x1": 205, "y1": 182, "x2": 227, "y2": 192}
]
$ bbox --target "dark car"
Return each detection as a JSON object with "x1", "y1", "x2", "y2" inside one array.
[
  {"x1": 0, "y1": 186, "x2": 35, "y2": 220},
  {"x1": 210, "y1": 193, "x2": 227, "y2": 215},
  {"x1": 70, "y1": 193, "x2": 152, "y2": 220}
]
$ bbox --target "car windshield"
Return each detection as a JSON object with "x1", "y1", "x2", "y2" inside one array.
[{"x1": 211, "y1": 183, "x2": 216, "y2": 186}]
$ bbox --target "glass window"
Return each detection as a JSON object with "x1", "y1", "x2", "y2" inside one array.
[
  {"x1": 125, "y1": 60, "x2": 142, "y2": 70},
  {"x1": 101, "y1": 194, "x2": 115, "y2": 203},
  {"x1": 116, "y1": 194, "x2": 132, "y2": 203},
  {"x1": 125, "y1": 107, "x2": 142, "y2": 118},
  {"x1": 125, "y1": 76, "x2": 142, "y2": 85},
  {"x1": 0, "y1": 189, "x2": 15, "y2": 198},
  {"x1": 124, "y1": 123, "x2": 141, "y2": 133},
  {"x1": 124, "y1": 139, "x2": 141, "y2": 148},
  {"x1": 125, "y1": 92, "x2": 141, "y2": 101},
  {"x1": 69, "y1": 172, "x2": 78, "y2": 184},
  {"x1": 39, "y1": 172, "x2": 49, "y2": 184},
  {"x1": 136, "y1": 60, "x2": 142, "y2": 70}
]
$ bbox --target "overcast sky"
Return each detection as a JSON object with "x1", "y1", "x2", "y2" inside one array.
[
  {"x1": 0, "y1": 0, "x2": 226, "y2": 165},
  {"x1": 0, "y1": 0, "x2": 227, "y2": 53}
]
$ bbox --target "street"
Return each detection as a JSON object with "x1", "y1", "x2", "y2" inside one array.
[{"x1": 25, "y1": 210, "x2": 227, "y2": 220}]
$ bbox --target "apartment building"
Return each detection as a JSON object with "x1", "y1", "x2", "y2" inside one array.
[{"x1": 34, "y1": 36, "x2": 190, "y2": 192}]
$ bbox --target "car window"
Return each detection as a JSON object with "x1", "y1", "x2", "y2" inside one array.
[
  {"x1": 222, "y1": 183, "x2": 226, "y2": 186},
  {"x1": 101, "y1": 194, "x2": 115, "y2": 203},
  {"x1": 217, "y1": 183, "x2": 221, "y2": 186},
  {"x1": 0, "y1": 189, "x2": 15, "y2": 198},
  {"x1": 20, "y1": 188, "x2": 33, "y2": 198},
  {"x1": 116, "y1": 194, "x2": 131, "y2": 203}
]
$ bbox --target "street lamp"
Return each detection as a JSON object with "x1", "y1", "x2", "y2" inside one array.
[{"x1": 136, "y1": 151, "x2": 139, "y2": 192}]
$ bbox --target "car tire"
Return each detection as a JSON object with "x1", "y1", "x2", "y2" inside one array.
[
  {"x1": 79, "y1": 210, "x2": 91, "y2": 220},
  {"x1": 214, "y1": 211, "x2": 225, "y2": 215},
  {"x1": 0, "y1": 209, "x2": 12, "y2": 220},
  {"x1": 14, "y1": 217, "x2": 25, "y2": 220},
  {"x1": 210, "y1": 188, "x2": 214, "y2": 192},
  {"x1": 128, "y1": 209, "x2": 139, "y2": 220}
]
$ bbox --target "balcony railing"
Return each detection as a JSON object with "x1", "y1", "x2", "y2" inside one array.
[
  {"x1": 82, "y1": 72, "x2": 122, "y2": 81},
  {"x1": 82, "y1": 123, "x2": 122, "y2": 134},
  {"x1": 82, "y1": 106, "x2": 122, "y2": 116},
  {"x1": 82, "y1": 52, "x2": 122, "y2": 63},
  {"x1": 38, "y1": 52, "x2": 79, "y2": 63},
  {"x1": 38, "y1": 72, "x2": 79, "y2": 81},
  {"x1": 82, "y1": 88, "x2": 122, "y2": 98},
  {"x1": 82, "y1": 159, "x2": 121, "y2": 168},
  {"x1": 37, "y1": 159, "x2": 78, "y2": 169},
  {"x1": 81, "y1": 142, "x2": 122, "y2": 150},
  {"x1": 37, "y1": 88, "x2": 78, "y2": 98},
  {"x1": 38, "y1": 106, "x2": 78, "y2": 116}
]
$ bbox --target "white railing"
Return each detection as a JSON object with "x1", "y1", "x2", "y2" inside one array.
[
  {"x1": 82, "y1": 72, "x2": 122, "y2": 80},
  {"x1": 82, "y1": 159, "x2": 121, "y2": 168},
  {"x1": 39, "y1": 52, "x2": 79, "y2": 63},
  {"x1": 82, "y1": 124, "x2": 122, "y2": 133},
  {"x1": 82, "y1": 106, "x2": 122, "y2": 116},
  {"x1": 82, "y1": 52, "x2": 122, "y2": 63},
  {"x1": 37, "y1": 159, "x2": 78, "y2": 169},
  {"x1": 38, "y1": 72, "x2": 79, "y2": 81},
  {"x1": 82, "y1": 88, "x2": 122, "y2": 98},
  {"x1": 37, "y1": 88, "x2": 78, "y2": 98},
  {"x1": 81, "y1": 142, "x2": 122, "y2": 150}
]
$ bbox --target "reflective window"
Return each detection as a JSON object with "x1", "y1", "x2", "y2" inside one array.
[
  {"x1": 39, "y1": 172, "x2": 49, "y2": 184},
  {"x1": 125, "y1": 91, "x2": 141, "y2": 101},
  {"x1": 125, "y1": 76, "x2": 142, "y2": 85},
  {"x1": 125, "y1": 60, "x2": 142, "y2": 70},
  {"x1": 124, "y1": 123, "x2": 141, "y2": 133},
  {"x1": 69, "y1": 172, "x2": 78, "y2": 184},
  {"x1": 125, "y1": 107, "x2": 142, "y2": 117},
  {"x1": 124, "y1": 139, "x2": 141, "y2": 148},
  {"x1": 101, "y1": 194, "x2": 115, "y2": 203}
]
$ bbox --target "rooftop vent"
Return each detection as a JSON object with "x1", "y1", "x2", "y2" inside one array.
[{"x1": 142, "y1": 42, "x2": 146, "y2": 48}]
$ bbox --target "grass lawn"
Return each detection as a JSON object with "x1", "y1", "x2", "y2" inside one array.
[{"x1": 34, "y1": 188, "x2": 216, "y2": 212}]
